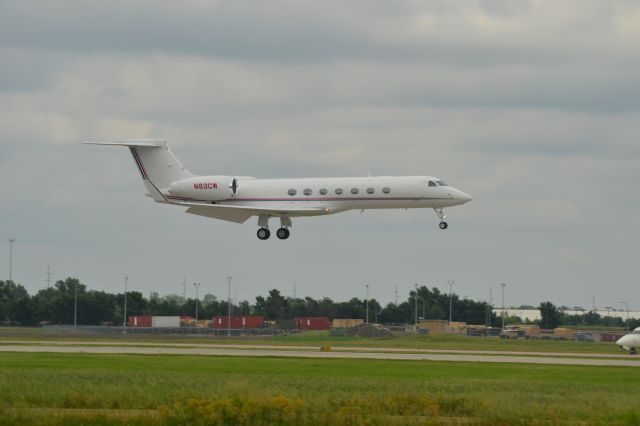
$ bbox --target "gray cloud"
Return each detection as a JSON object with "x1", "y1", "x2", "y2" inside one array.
[{"x1": 1, "y1": 0, "x2": 639, "y2": 310}]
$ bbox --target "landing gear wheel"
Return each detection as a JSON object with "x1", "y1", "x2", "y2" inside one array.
[
  {"x1": 257, "y1": 228, "x2": 271, "y2": 240},
  {"x1": 276, "y1": 228, "x2": 290, "y2": 240},
  {"x1": 434, "y1": 208, "x2": 448, "y2": 230}
]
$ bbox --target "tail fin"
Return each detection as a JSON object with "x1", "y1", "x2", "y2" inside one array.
[{"x1": 84, "y1": 139, "x2": 193, "y2": 203}]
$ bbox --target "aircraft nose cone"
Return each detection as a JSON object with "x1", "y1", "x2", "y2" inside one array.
[
  {"x1": 616, "y1": 336, "x2": 629, "y2": 346},
  {"x1": 458, "y1": 191, "x2": 473, "y2": 203}
]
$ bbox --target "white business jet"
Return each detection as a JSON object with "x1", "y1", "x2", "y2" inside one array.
[
  {"x1": 616, "y1": 328, "x2": 640, "y2": 355},
  {"x1": 86, "y1": 139, "x2": 472, "y2": 240}
]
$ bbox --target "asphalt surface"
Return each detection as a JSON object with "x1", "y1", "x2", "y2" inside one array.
[
  {"x1": 0, "y1": 339, "x2": 635, "y2": 359},
  {"x1": 1, "y1": 343, "x2": 639, "y2": 366}
]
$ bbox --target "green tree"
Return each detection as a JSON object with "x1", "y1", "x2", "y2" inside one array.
[
  {"x1": 0, "y1": 281, "x2": 34, "y2": 325},
  {"x1": 539, "y1": 301, "x2": 562, "y2": 329}
]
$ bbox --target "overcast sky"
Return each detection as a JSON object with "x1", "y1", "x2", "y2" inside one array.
[{"x1": 1, "y1": 0, "x2": 639, "y2": 310}]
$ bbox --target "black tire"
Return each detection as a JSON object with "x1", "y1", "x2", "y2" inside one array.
[
  {"x1": 439, "y1": 222, "x2": 448, "y2": 230},
  {"x1": 276, "y1": 228, "x2": 290, "y2": 240},
  {"x1": 257, "y1": 228, "x2": 270, "y2": 240}
]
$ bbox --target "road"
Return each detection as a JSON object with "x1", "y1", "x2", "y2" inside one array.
[{"x1": 1, "y1": 342, "x2": 639, "y2": 366}]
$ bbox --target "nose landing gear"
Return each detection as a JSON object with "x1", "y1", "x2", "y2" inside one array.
[{"x1": 434, "y1": 208, "x2": 448, "y2": 230}]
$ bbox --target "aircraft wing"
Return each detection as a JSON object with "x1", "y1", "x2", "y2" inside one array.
[{"x1": 183, "y1": 203, "x2": 330, "y2": 224}]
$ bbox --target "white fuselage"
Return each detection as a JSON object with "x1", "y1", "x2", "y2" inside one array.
[
  {"x1": 616, "y1": 328, "x2": 640, "y2": 353},
  {"x1": 86, "y1": 140, "x2": 473, "y2": 239},
  {"x1": 167, "y1": 175, "x2": 472, "y2": 216}
]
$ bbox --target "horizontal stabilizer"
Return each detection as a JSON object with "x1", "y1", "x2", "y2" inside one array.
[{"x1": 83, "y1": 139, "x2": 165, "y2": 147}]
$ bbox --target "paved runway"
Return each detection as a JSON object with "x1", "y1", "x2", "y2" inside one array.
[
  {"x1": 1, "y1": 343, "x2": 639, "y2": 367},
  {"x1": 0, "y1": 340, "x2": 634, "y2": 359}
]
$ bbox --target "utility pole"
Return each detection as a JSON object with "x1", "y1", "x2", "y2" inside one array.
[
  {"x1": 8, "y1": 239, "x2": 15, "y2": 282},
  {"x1": 414, "y1": 284, "x2": 419, "y2": 326},
  {"x1": 501, "y1": 283, "x2": 506, "y2": 329},
  {"x1": 194, "y1": 282, "x2": 201, "y2": 321},
  {"x1": 447, "y1": 280, "x2": 454, "y2": 324},
  {"x1": 293, "y1": 282, "x2": 297, "y2": 299},
  {"x1": 123, "y1": 276, "x2": 128, "y2": 334},
  {"x1": 182, "y1": 277, "x2": 186, "y2": 300},
  {"x1": 619, "y1": 301, "x2": 630, "y2": 331},
  {"x1": 74, "y1": 281, "x2": 78, "y2": 328},
  {"x1": 395, "y1": 285, "x2": 398, "y2": 306},
  {"x1": 227, "y1": 276, "x2": 232, "y2": 337},
  {"x1": 45, "y1": 266, "x2": 52, "y2": 288},
  {"x1": 365, "y1": 284, "x2": 369, "y2": 323},
  {"x1": 592, "y1": 296, "x2": 596, "y2": 312},
  {"x1": 489, "y1": 287, "x2": 493, "y2": 327}
]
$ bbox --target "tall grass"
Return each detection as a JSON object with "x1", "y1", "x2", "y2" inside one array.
[{"x1": 0, "y1": 353, "x2": 639, "y2": 424}]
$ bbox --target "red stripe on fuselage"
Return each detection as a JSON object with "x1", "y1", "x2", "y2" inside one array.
[{"x1": 129, "y1": 147, "x2": 148, "y2": 179}]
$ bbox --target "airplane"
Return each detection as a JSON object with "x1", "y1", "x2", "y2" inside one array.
[
  {"x1": 85, "y1": 139, "x2": 472, "y2": 240},
  {"x1": 616, "y1": 327, "x2": 640, "y2": 355}
]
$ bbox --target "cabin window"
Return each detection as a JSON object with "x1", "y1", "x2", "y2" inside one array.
[
  {"x1": 351, "y1": 188, "x2": 359, "y2": 194},
  {"x1": 335, "y1": 188, "x2": 343, "y2": 195},
  {"x1": 437, "y1": 180, "x2": 448, "y2": 186},
  {"x1": 319, "y1": 188, "x2": 328, "y2": 195},
  {"x1": 288, "y1": 189, "x2": 297, "y2": 196},
  {"x1": 382, "y1": 187, "x2": 391, "y2": 194},
  {"x1": 366, "y1": 187, "x2": 375, "y2": 194},
  {"x1": 428, "y1": 181, "x2": 437, "y2": 187},
  {"x1": 303, "y1": 188, "x2": 312, "y2": 196}
]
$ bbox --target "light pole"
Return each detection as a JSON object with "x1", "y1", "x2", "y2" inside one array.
[
  {"x1": 501, "y1": 283, "x2": 506, "y2": 329},
  {"x1": 227, "y1": 276, "x2": 232, "y2": 337},
  {"x1": 447, "y1": 280, "x2": 454, "y2": 324},
  {"x1": 365, "y1": 284, "x2": 369, "y2": 324},
  {"x1": 8, "y1": 239, "x2": 15, "y2": 282},
  {"x1": 123, "y1": 276, "x2": 128, "y2": 334},
  {"x1": 619, "y1": 301, "x2": 630, "y2": 331},
  {"x1": 74, "y1": 282, "x2": 78, "y2": 328},
  {"x1": 414, "y1": 284, "x2": 419, "y2": 326},
  {"x1": 194, "y1": 282, "x2": 201, "y2": 321}
]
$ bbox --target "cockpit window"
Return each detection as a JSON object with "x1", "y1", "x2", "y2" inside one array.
[
  {"x1": 436, "y1": 180, "x2": 448, "y2": 186},
  {"x1": 428, "y1": 181, "x2": 437, "y2": 187},
  {"x1": 633, "y1": 329, "x2": 640, "y2": 335}
]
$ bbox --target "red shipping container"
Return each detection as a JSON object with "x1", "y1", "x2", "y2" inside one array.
[
  {"x1": 212, "y1": 316, "x2": 264, "y2": 329},
  {"x1": 127, "y1": 315, "x2": 152, "y2": 327},
  {"x1": 294, "y1": 317, "x2": 331, "y2": 331}
]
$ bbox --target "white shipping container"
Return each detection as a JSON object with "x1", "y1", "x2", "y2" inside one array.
[{"x1": 152, "y1": 316, "x2": 180, "y2": 328}]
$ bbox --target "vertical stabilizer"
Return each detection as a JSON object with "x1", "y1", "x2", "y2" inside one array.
[{"x1": 84, "y1": 139, "x2": 194, "y2": 202}]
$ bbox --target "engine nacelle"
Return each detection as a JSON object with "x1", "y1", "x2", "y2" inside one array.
[{"x1": 168, "y1": 176, "x2": 235, "y2": 201}]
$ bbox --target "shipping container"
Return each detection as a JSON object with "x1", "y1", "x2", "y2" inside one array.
[
  {"x1": 332, "y1": 319, "x2": 364, "y2": 329},
  {"x1": 294, "y1": 317, "x2": 331, "y2": 330},
  {"x1": 418, "y1": 320, "x2": 448, "y2": 335},
  {"x1": 152, "y1": 316, "x2": 180, "y2": 328},
  {"x1": 212, "y1": 316, "x2": 264, "y2": 329},
  {"x1": 601, "y1": 333, "x2": 626, "y2": 343},
  {"x1": 128, "y1": 315, "x2": 152, "y2": 327}
]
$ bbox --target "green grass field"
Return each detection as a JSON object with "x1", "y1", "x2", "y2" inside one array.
[{"x1": 1, "y1": 352, "x2": 639, "y2": 425}]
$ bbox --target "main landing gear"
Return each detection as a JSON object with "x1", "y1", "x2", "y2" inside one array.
[
  {"x1": 257, "y1": 228, "x2": 271, "y2": 240},
  {"x1": 434, "y1": 208, "x2": 448, "y2": 230},
  {"x1": 257, "y1": 215, "x2": 292, "y2": 240}
]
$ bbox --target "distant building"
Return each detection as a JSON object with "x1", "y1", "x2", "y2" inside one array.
[{"x1": 493, "y1": 309, "x2": 640, "y2": 322}]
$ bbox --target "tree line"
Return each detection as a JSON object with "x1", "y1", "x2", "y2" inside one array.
[
  {"x1": 2, "y1": 279, "x2": 636, "y2": 330},
  {"x1": 1, "y1": 278, "x2": 494, "y2": 327}
]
